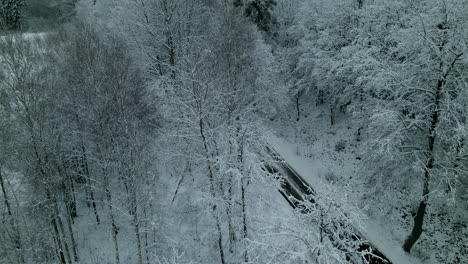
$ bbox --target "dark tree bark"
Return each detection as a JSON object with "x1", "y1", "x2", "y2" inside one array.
[
  {"x1": 55, "y1": 202, "x2": 72, "y2": 264},
  {"x1": 143, "y1": 205, "x2": 150, "y2": 264},
  {"x1": 75, "y1": 113, "x2": 100, "y2": 225},
  {"x1": 330, "y1": 105, "x2": 335, "y2": 126},
  {"x1": 0, "y1": 166, "x2": 24, "y2": 263},
  {"x1": 47, "y1": 191, "x2": 67, "y2": 264},
  {"x1": 403, "y1": 52, "x2": 463, "y2": 253},
  {"x1": 65, "y1": 207, "x2": 78, "y2": 262},
  {"x1": 403, "y1": 74, "x2": 441, "y2": 254},
  {"x1": 241, "y1": 177, "x2": 249, "y2": 263},
  {"x1": 295, "y1": 92, "x2": 301, "y2": 121},
  {"x1": 199, "y1": 118, "x2": 226, "y2": 264},
  {"x1": 103, "y1": 170, "x2": 120, "y2": 264}
]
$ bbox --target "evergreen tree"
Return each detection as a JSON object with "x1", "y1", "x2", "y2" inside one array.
[
  {"x1": 234, "y1": 0, "x2": 277, "y2": 32},
  {"x1": 0, "y1": 0, "x2": 25, "y2": 30}
]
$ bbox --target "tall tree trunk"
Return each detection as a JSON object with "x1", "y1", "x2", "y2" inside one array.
[
  {"x1": 65, "y1": 208, "x2": 79, "y2": 262},
  {"x1": 199, "y1": 118, "x2": 226, "y2": 264},
  {"x1": 66, "y1": 173, "x2": 77, "y2": 219},
  {"x1": 238, "y1": 131, "x2": 249, "y2": 263},
  {"x1": 133, "y1": 206, "x2": 143, "y2": 264},
  {"x1": 162, "y1": 0, "x2": 176, "y2": 79},
  {"x1": 47, "y1": 191, "x2": 67, "y2": 264},
  {"x1": 168, "y1": 34, "x2": 176, "y2": 79},
  {"x1": 75, "y1": 113, "x2": 100, "y2": 224},
  {"x1": 104, "y1": 171, "x2": 120, "y2": 264},
  {"x1": 80, "y1": 148, "x2": 99, "y2": 224},
  {"x1": 226, "y1": 128, "x2": 237, "y2": 254},
  {"x1": 454, "y1": 138, "x2": 467, "y2": 200},
  {"x1": 143, "y1": 205, "x2": 150, "y2": 264},
  {"x1": 402, "y1": 51, "x2": 463, "y2": 253},
  {"x1": 53, "y1": 198, "x2": 72, "y2": 264},
  {"x1": 52, "y1": 231, "x2": 67, "y2": 264},
  {"x1": 57, "y1": 137, "x2": 77, "y2": 220},
  {"x1": 60, "y1": 162, "x2": 77, "y2": 220},
  {"x1": 241, "y1": 177, "x2": 249, "y2": 263},
  {"x1": 403, "y1": 85, "x2": 440, "y2": 253},
  {"x1": 226, "y1": 174, "x2": 236, "y2": 254},
  {"x1": 129, "y1": 172, "x2": 143, "y2": 264},
  {"x1": 88, "y1": 182, "x2": 100, "y2": 225},
  {"x1": 330, "y1": 104, "x2": 335, "y2": 126},
  {"x1": 402, "y1": 81, "x2": 440, "y2": 252},
  {"x1": 0, "y1": 166, "x2": 24, "y2": 263},
  {"x1": 235, "y1": 124, "x2": 249, "y2": 263},
  {"x1": 295, "y1": 92, "x2": 301, "y2": 121}
]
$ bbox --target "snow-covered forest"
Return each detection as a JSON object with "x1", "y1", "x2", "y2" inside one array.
[{"x1": 0, "y1": 0, "x2": 467, "y2": 263}]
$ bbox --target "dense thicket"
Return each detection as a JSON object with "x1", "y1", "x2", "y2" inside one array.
[
  {"x1": 274, "y1": 0, "x2": 468, "y2": 261},
  {"x1": 0, "y1": 0, "x2": 26, "y2": 30},
  {"x1": 0, "y1": 0, "x2": 79, "y2": 32},
  {"x1": 0, "y1": 25, "x2": 156, "y2": 263}
]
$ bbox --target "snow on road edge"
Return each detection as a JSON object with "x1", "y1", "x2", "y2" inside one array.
[{"x1": 268, "y1": 135, "x2": 424, "y2": 264}]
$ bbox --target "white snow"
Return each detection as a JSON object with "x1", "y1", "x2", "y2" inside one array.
[{"x1": 269, "y1": 135, "x2": 424, "y2": 264}]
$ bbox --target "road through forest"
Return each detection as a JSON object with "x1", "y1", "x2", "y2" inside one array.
[{"x1": 264, "y1": 146, "x2": 392, "y2": 264}]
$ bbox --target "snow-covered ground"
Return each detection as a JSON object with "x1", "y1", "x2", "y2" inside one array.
[
  {"x1": 2, "y1": 31, "x2": 465, "y2": 264},
  {"x1": 0, "y1": 32, "x2": 50, "y2": 41},
  {"x1": 266, "y1": 95, "x2": 467, "y2": 264},
  {"x1": 269, "y1": 137, "x2": 423, "y2": 264}
]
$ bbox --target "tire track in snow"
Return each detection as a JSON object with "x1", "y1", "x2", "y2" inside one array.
[{"x1": 263, "y1": 145, "x2": 391, "y2": 264}]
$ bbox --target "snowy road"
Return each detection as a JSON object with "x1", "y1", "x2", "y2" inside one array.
[{"x1": 264, "y1": 145, "x2": 391, "y2": 264}]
